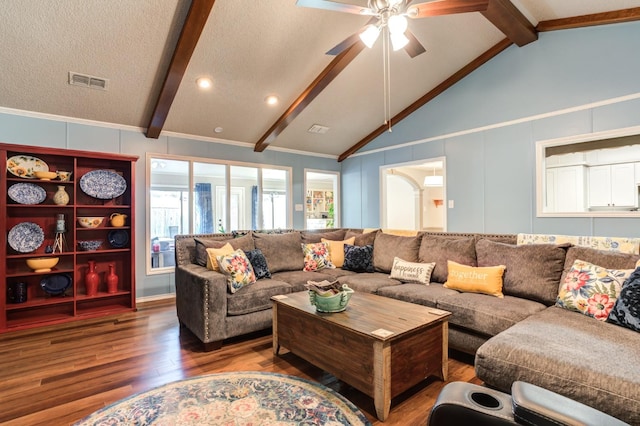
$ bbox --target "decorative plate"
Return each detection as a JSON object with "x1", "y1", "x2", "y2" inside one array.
[
  {"x1": 7, "y1": 155, "x2": 49, "y2": 179},
  {"x1": 8, "y1": 222, "x2": 44, "y2": 253},
  {"x1": 80, "y1": 170, "x2": 127, "y2": 199},
  {"x1": 8, "y1": 183, "x2": 47, "y2": 205},
  {"x1": 40, "y1": 274, "x2": 72, "y2": 296},
  {"x1": 107, "y1": 229, "x2": 129, "y2": 248}
]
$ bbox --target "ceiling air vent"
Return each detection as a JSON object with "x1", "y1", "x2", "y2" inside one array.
[
  {"x1": 68, "y1": 72, "x2": 109, "y2": 91},
  {"x1": 308, "y1": 124, "x2": 329, "y2": 134}
]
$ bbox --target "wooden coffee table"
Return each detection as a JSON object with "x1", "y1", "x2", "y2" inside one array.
[{"x1": 272, "y1": 291, "x2": 451, "y2": 421}]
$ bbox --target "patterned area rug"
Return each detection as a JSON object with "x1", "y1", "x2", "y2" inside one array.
[{"x1": 75, "y1": 371, "x2": 371, "y2": 425}]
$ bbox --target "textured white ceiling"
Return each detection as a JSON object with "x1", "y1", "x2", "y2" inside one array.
[{"x1": 1, "y1": 0, "x2": 639, "y2": 158}]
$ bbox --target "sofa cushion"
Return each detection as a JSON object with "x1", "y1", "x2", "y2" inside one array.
[
  {"x1": 373, "y1": 233, "x2": 421, "y2": 273},
  {"x1": 444, "y1": 261, "x2": 506, "y2": 298},
  {"x1": 337, "y1": 272, "x2": 402, "y2": 293},
  {"x1": 345, "y1": 229, "x2": 379, "y2": 246},
  {"x1": 302, "y1": 242, "x2": 335, "y2": 271},
  {"x1": 476, "y1": 239, "x2": 568, "y2": 305},
  {"x1": 321, "y1": 237, "x2": 355, "y2": 268},
  {"x1": 216, "y1": 249, "x2": 257, "y2": 294},
  {"x1": 343, "y1": 244, "x2": 374, "y2": 273},
  {"x1": 437, "y1": 292, "x2": 547, "y2": 336},
  {"x1": 389, "y1": 257, "x2": 435, "y2": 284},
  {"x1": 244, "y1": 249, "x2": 271, "y2": 280},
  {"x1": 419, "y1": 235, "x2": 476, "y2": 283},
  {"x1": 301, "y1": 229, "x2": 346, "y2": 243},
  {"x1": 194, "y1": 233, "x2": 255, "y2": 267},
  {"x1": 475, "y1": 306, "x2": 640, "y2": 424},
  {"x1": 560, "y1": 246, "x2": 640, "y2": 284},
  {"x1": 608, "y1": 266, "x2": 640, "y2": 332},
  {"x1": 377, "y1": 282, "x2": 459, "y2": 308},
  {"x1": 227, "y1": 279, "x2": 293, "y2": 316},
  {"x1": 556, "y1": 259, "x2": 632, "y2": 321},
  {"x1": 270, "y1": 270, "x2": 341, "y2": 292},
  {"x1": 253, "y1": 231, "x2": 304, "y2": 273}
]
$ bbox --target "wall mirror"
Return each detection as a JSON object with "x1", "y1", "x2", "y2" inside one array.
[{"x1": 536, "y1": 126, "x2": 640, "y2": 217}]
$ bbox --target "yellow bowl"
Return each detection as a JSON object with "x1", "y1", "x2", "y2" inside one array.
[
  {"x1": 26, "y1": 257, "x2": 59, "y2": 273},
  {"x1": 77, "y1": 216, "x2": 104, "y2": 228},
  {"x1": 34, "y1": 171, "x2": 58, "y2": 180}
]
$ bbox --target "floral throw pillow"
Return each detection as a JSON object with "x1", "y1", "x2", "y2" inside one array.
[
  {"x1": 244, "y1": 249, "x2": 271, "y2": 280},
  {"x1": 556, "y1": 259, "x2": 633, "y2": 321},
  {"x1": 607, "y1": 266, "x2": 640, "y2": 332},
  {"x1": 216, "y1": 249, "x2": 257, "y2": 293},
  {"x1": 342, "y1": 244, "x2": 374, "y2": 273},
  {"x1": 301, "y1": 242, "x2": 335, "y2": 272}
]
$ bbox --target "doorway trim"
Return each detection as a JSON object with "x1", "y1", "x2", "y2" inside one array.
[{"x1": 380, "y1": 156, "x2": 447, "y2": 231}]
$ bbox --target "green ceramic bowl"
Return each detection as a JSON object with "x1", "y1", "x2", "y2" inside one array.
[{"x1": 309, "y1": 284, "x2": 354, "y2": 313}]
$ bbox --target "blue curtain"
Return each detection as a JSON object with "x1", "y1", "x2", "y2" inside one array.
[
  {"x1": 195, "y1": 183, "x2": 213, "y2": 233},
  {"x1": 251, "y1": 185, "x2": 258, "y2": 230}
]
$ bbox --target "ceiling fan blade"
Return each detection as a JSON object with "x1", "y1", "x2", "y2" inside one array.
[
  {"x1": 403, "y1": 29, "x2": 426, "y2": 58},
  {"x1": 326, "y1": 17, "x2": 379, "y2": 55},
  {"x1": 296, "y1": 0, "x2": 373, "y2": 15},
  {"x1": 407, "y1": 0, "x2": 489, "y2": 18}
]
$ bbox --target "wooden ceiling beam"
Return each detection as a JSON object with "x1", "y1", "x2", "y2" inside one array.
[
  {"x1": 254, "y1": 41, "x2": 366, "y2": 152},
  {"x1": 338, "y1": 38, "x2": 513, "y2": 162},
  {"x1": 145, "y1": 0, "x2": 216, "y2": 139},
  {"x1": 253, "y1": 38, "x2": 365, "y2": 152},
  {"x1": 537, "y1": 7, "x2": 640, "y2": 32},
  {"x1": 481, "y1": 0, "x2": 537, "y2": 46}
]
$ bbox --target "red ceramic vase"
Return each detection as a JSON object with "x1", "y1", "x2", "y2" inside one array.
[
  {"x1": 106, "y1": 263, "x2": 118, "y2": 294},
  {"x1": 85, "y1": 260, "x2": 99, "y2": 296}
]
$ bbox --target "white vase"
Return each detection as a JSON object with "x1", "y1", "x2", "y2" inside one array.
[{"x1": 53, "y1": 185, "x2": 70, "y2": 206}]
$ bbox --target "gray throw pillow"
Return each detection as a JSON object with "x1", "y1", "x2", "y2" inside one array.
[
  {"x1": 372, "y1": 233, "x2": 421, "y2": 273},
  {"x1": 419, "y1": 235, "x2": 476, "y2": 284},
  {"x1": 194, "y1": 233, "x2": 255, "y2": 267},
  {"x1": 253, "y1": 232, "x2": 304, "y2": 273}
]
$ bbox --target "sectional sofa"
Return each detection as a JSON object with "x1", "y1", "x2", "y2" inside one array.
[{"x1": 174, "y1": 228, "x2": 640, "y2": 424}]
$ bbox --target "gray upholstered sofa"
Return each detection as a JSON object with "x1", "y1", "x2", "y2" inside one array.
[{"x1": 174, "y1": 228, "x2": 640, "y2": 424}]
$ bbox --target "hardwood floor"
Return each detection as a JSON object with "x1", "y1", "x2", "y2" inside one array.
[{"x1": 0, "y1": 299, "x2": 481, "y2": 426}]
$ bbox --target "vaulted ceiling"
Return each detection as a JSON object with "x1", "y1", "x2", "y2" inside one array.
[{"x1": 1, "y1": 1, "x2": 639, "y2": 161}]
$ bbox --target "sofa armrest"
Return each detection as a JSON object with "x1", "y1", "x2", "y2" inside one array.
[{"x1": 175, "y1": 264, "x2": 229, "y2": 344}]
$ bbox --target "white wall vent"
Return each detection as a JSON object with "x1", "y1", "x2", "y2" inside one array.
[
  {"x1": 308, "y1": 124, "x2": 329, "y2": 134},
  {"x1": 68, "y1": 72, "x2": 109, "y2": 91}
]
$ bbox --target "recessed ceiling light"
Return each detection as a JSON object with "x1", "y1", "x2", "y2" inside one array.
[
  {"x1": 196, "y1": 77, "x2": 213, "y2": 90},
  {"x1": 264, "y1": 95, "x2": 279, "y2": 105},
  {"x1": 214, "y1": 127, "x2": 223, "y2": 133}
]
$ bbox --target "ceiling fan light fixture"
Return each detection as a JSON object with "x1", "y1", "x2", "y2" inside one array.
[
  {"x1": 387, "y1": 14, "x2": 407, "y2": 35},
  {"x1": 359, "y1": 24, "x2": 381, "y2": 48},
  {"x1": 390, "y1": 32, "x2": 409, "y2": 50}
]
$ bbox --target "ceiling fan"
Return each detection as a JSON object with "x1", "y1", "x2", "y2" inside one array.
[{"x1": 296, "y1": 0, "x2": 489, "y2": 58}]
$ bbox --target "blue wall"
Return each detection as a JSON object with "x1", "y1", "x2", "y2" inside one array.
[
  {"x1": 0, "y1": 114, "x2": 340, "y2": 298},
  {"x1": 342, "y1": 21, "x2": 640, "y2": 236}
]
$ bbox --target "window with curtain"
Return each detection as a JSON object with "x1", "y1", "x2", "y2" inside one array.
[{"x1": 148, "y1": 155, "x2": 292, "y2": 273}]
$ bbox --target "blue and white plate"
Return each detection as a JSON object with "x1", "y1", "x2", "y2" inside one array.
[
  {"x1": 41, "y1": 274, "x2": 72, "y2": 295},
  {"x1": 107, "y1": 229, "x2": 129, "y2": 248},
  {"x1": 8, "y1": 222, "x2": 44, "y2": 253},
  {"x1": 80, "y1": 170, "x2": 127, "y2": 199},
  {"x1": 8, "y1": 183, "x2": 47, "y2": 205},
  {"x1": 6, "y1": 155, "x2": 49, "y2": 179}
]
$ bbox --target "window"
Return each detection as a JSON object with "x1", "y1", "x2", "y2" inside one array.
[
  {"x1": 305, "y1": 170, "x2": 339, "y2": 229},
  {"x1": 148, "y1": 155, "x2": 292, "y2": 273}
]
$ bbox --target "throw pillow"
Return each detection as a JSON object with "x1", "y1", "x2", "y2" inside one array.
[
  {"x1": 244, "y1": 249, "x2": 271, "y2": 280},
  {"x1": 301, "y1": 229, "x2": 346, "y2": 243},
  {"x1": 342, "y1": 244, "x2": 374, "y2": 273},
  {"x1": 345, "y1": 229, "x2": 379, "y2": 246},
  {"x1": 556, "y1": 259, "x2": 633, "y2": 321},
  {"x1": 607, "y1": 266, "x2": 640, "y2": 332},
  {"x1": 194, "y1": 233, "x2": 255, "y2": 267},
  {"x1": 216, "y1": 249, "x2": 257, "y2": 294},
  {"x1": 302, "y1": 242, "x2": 335, "y2": 272},
  {"x1": 419, "y1": 235, "x2": 476, "y2": 284},
  {"x1": 205, "y1": 243, "x2": 234, "y2": 271},
  {"x1": 253, "y1": 232, "x2": 304, "y2": 273},
  {"x1": 321, "y1": 237, "x2": 355, "y2": 268},
  {"x1": 389, "y1": 257, "x2": 435, "y2": 285},
  {"x1": 444, "y1": 260, "x2": 506, "y2": 298}
]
